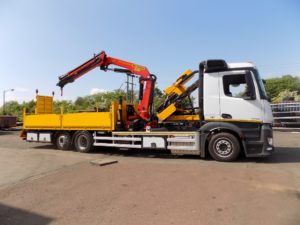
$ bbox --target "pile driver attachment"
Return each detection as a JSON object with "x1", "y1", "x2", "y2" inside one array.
[{"x1": 157, "y1": 69, "x2": 199, "y2": 121}]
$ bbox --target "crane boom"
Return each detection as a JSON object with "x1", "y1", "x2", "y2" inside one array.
[{"x1": 57, "y1": 51, "x2": 156, "y2": 121}]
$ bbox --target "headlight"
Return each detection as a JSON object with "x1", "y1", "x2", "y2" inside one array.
[{"x1": 267, "y1": 137, "x2": 273, "y2": 146}]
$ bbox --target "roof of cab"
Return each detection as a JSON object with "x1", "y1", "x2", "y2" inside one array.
[
  {"x1": 202, "y1": 60, "x2": 256, "y2": 73},
  {"x1": 227, "y1": 62, "x2": 256, "y2": 69}
]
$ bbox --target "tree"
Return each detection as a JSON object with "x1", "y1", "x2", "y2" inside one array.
[
  {"x1": 0, "y1": 100, "x2": 35, "y2": 121},
  {"x1": 265, "y1": 75, "x2": 300, "y2": 101},
  {"x1": 153, "y1": 86, "x2": 166, "y2": 111},
  {"x1": 92, "y1": 90, "x2": 127, "y2": 110},
  {"x1": 1, "y1": 101, "x2": 22, "y2": 120},
  {"x1": 272, "y1": 90, "x2": 300, "y2": 103},
  {"x1": 54, "y1": 100, "x2": 76, "y2": 113},
  {"x1": 0, "y1": 85, "x2": 195, "y2": 122}
]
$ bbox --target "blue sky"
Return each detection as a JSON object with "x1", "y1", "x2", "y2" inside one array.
[{"x1": 1, "y1": 0, "x2": 300, "y2": 104}]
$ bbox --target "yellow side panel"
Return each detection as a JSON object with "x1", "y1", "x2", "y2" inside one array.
[
  {"x1": 36, "y1": 96, "x2": 53, "y2": 114},
  {"x1": 121, "y1": 101, "x2": 127, "y2": 122},
  {"x1": 62, "y1": 112, "x2": 113, "y2": 130},
  {"x1": 166, "y1": 114, "x2": 200, "y2": 121},
  {"x1": 24, "y1": 112, "x2": 115, "y2": 131},
  {"x1": 24, "y1": 101, "x2": 118, "y2": 131},
  {"x1": 157, "y1": 104, "x2": 177, "y2": 121},
  {"x1": 24, "y1": 114, "x2": 61, "y2": 129},
  {"x1": 111, "y1": 101, "x2": 118, "y2": 131}
]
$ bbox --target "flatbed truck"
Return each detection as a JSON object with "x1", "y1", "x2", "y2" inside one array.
[{"x1": 21, "y1": 53, "x2": 274, "y2": 162}]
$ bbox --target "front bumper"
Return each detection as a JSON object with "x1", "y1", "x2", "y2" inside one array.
[{"x1": 244, "y1": 124, "x2": 274, "y2": 157}]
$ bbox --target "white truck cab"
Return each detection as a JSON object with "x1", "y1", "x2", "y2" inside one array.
[
  {"x1": 204, "y1": 62, "x2": 273, "y2": 123},
  {"x1": 199, "y1": 60, "x2": 274, "y2": 160}
]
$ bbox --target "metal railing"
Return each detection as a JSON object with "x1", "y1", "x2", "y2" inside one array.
[{"x1": 271, "y1": 102, "x2": 300, "y2": 127}]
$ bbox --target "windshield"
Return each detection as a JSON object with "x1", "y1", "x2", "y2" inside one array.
[{"x1": 252, "y1": 69, "x2": 268, "y2": 100}]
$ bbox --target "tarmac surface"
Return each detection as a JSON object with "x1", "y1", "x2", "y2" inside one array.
[{"x1": 0, "y1": 130, "x2": 300, "y2": 225}]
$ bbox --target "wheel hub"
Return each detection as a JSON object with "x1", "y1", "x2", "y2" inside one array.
[
  {"x1": 215, "y1": 139, "x2": 232, "y2": 156},
  {"x1": 58, "y1": 136, "x2": 67, "y2": 146},
  {"x1": 78, "y1": 136, "x2": 88, "y2": 150}
]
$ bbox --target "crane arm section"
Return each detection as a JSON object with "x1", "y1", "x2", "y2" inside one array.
[{"x1": 57, "y1": 51, "x2": 156, "y2": 121}]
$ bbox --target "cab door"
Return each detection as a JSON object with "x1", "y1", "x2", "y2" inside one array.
[
  {"x1": 219, "y1": 70, "x2": 263, "y2": 122},
  {"x1": 203, "y1": 72, "x2": 222, "y2": 119}
]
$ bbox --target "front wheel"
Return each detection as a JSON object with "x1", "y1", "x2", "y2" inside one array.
[
  {"x1": 208, "y1": 132, "x2": 240, "y2": 162},
  {"x1": 74, "y1": 131, "x2": 94, "y2": 153}
]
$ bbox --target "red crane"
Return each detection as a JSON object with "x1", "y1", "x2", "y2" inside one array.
[{"x1": 57, "y1": 51, "x2": 156, "y2": 121}]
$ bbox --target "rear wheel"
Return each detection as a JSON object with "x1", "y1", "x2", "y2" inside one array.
[
  {"x1": 74, "y1": 131, "x2": 94, "y2": 153},
  {"x1": 55, "y1": 131, "x2": 72, "y2": 150},
  {"x1": 208, "y1": 132, "x2": 240, "y2": 162}
]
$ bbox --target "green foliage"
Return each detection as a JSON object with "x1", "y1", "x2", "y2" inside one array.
[
  {"x1": 0, "y1": 100, "x2": 35, "y2": 121},
  {"x1": 92, "y1": 90, "x2": 127, "y2": 109},
  {"x1": 0, "y1": 89, "x2": 129, "y2": 121},
  {"x1": 53, "y1": 100, "x2": 76, "y2": 113},
  {"x1": 153, "y1": 86, "x2": 166, "y2": 111},
  {"x1": 152, "y1": 85, "x2": 196, "y2": 112},
  {"x1": 53, "y1": 90, "x2": 128, "y2": 113},
  {"x1": 265, "y1": 75, "x2": 300, "y2": 101},
  {"x1": 272, "y1": 90, "x2": 300, "y2": 103},
  {"x1": 1, "y1": 86, "x2": 169, "y2": 120},
  {"x1": 0, "y1": 101, "x2": 22, "y2": 120}
]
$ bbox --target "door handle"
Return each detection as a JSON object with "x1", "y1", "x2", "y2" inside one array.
[{"x1": 221, "y1": 113, "x2": 232, "y2": 119}]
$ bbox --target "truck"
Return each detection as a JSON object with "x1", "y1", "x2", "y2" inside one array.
[{"x1": 20, "y1": 51, "x2": 274, "y2": 162}]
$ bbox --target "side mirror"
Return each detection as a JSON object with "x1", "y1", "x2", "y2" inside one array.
[
  {"x1": 262, "y1": 79, "x2": 266, "y2": 85},
  {"x1": 244, "y1": 71, "x2": 256, "y2": 100}
]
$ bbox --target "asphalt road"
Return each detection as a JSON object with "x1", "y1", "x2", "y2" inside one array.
[{"x1": 0, "y1": 130, "x2": 300, "y2": 225}]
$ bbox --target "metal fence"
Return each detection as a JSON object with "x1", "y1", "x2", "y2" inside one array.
[{"x1": 271, "y1": 102, "x2": 300, "y2": 127}]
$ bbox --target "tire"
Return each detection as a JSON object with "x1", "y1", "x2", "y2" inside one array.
[
  {"x1": 55, "y1": 131, "x2": 72, "y2": 150},
  {"x1": 74, "y1": 131, "x2": 94, "y2": 153},
  {"x1": 208, "y1": 132, "x2": 240, "y2": 162}
]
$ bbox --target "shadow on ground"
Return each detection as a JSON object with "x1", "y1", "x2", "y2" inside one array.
[
  {"x1": 94, "y1": 147, "x2": 202, "y2": 160},
  {"x1": 261, "y1": 147, "x2": 300, "y2": 163},
  {"x1": 228, "y1": 147, "x2": 300, "y2": 164},
  {"x1": 32, "y1": 144, "x2": 300, "y2": 164},
  {"x1": 0, "y1": 128, "x2": 21, "y2": 135},
  {"x1": 0, "y1": 203, "x2": 53, "y2": 225},
  {"x1": 95, "y1": 146, "x2": 300, "y2": 164},
  {"x1": 0, "y1": 130, "x2": 16, "y2": 135},
  {"x1": 32, "y1": 145, "x2": 57, "y2": 150}
]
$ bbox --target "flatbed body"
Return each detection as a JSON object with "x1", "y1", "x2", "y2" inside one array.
[{"x1": 23, "y1": 102, "x2": 119, "y2": 131}]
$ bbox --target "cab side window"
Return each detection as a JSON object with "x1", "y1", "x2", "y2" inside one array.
[{"x1": 223, "y1": 74, "x2": 250, "y2": 98}]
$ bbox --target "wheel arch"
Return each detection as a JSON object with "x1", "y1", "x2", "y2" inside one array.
[{"x1": 199, "y1": 122, "x2": 246, "y2": 158}]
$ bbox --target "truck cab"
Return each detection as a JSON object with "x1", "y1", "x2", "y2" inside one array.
[
  {"x1": 200, "y1": 61, "x2": 274, "y2": 160},
  {"x1": 204, "y1": 62, "x2": 273, "y2": 124},
  {"x1": 156, "y1": 60, "x2": 274, "y2": 161}
]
